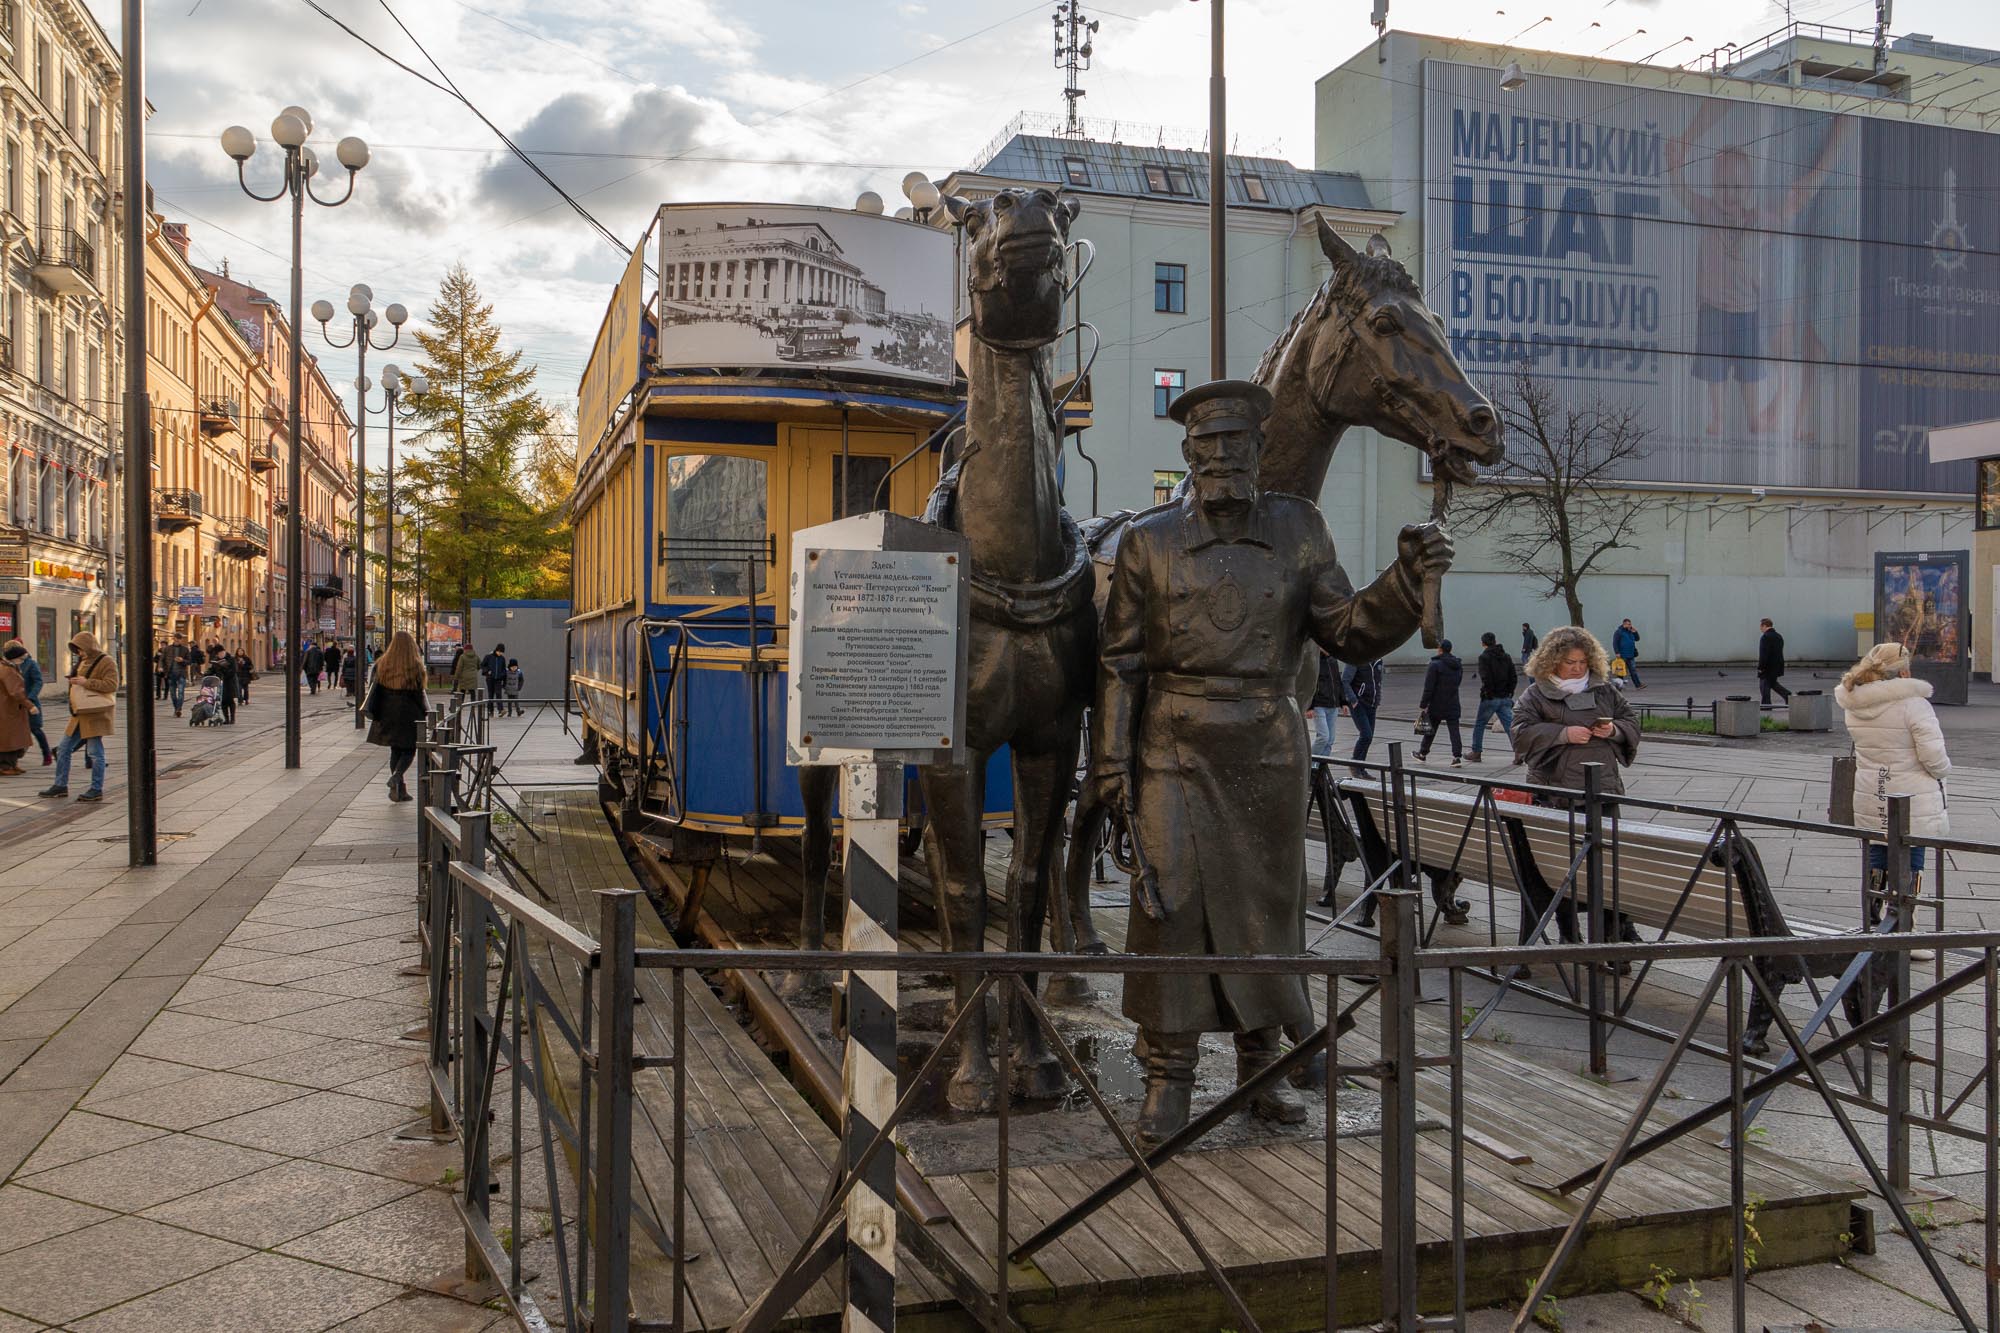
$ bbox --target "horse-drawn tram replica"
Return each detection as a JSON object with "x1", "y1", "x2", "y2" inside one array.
[{"x1": 459, "y1": 188, "x2": 1913, "y2": 1333}]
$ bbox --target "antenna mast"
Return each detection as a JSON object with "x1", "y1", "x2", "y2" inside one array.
[{"x1": 1053, "y1": 1, "x2": 1100, "y2": 137}]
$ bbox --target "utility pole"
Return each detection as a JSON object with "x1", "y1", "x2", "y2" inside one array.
[
  {"x1": 121, "y1": 0, "x2": 155, "y2": 865},
  {"x1": 1208, "y1": 0, "x2": 1226, "y2": 380}
]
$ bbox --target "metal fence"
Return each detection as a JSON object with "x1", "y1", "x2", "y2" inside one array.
[{"x1": 408, "y1": 712, "x2": 2000, "y2": 1333}]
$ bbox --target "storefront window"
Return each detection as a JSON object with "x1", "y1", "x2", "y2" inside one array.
[{"x1": 663, "y1": 454, "x2": 768, "y2": 598}]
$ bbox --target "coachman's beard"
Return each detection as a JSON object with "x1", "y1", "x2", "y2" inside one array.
[{"x1": 1192, "y1": 470, "x2": 1256, "y2": 515}]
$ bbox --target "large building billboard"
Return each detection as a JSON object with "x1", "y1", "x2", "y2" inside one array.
[
  {"x1": 655, "y1": 204, "x2": 954, "y2": 387},
  {"x1": 1423, "y1": 59, "x2": 1998, "y2": 493}
]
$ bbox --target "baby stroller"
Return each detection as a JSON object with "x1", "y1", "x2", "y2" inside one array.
[{"x1": 188, "y1": 674, "x2": 225, "y2": 726}]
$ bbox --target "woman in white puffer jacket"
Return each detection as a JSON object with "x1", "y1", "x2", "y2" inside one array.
[{"x1": 1835, "y1": 643, "x2": 1948, "y2": 942}]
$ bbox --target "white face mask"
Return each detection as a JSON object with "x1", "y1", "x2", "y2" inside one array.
[{"x1": 1553, "y1": 673, "x2": 1592, "y2": 696}]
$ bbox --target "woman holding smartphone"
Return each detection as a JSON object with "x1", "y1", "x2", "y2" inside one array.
[{"x1": 1510, "y1": 625, "x2": 1643, "y2": 954}]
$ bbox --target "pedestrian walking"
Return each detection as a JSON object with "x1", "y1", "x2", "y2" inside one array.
[
  {"x1": 1415, "y1": 639, "x2": 1464, "y2": 765},
  {"x1": 1610, "y1": 617, "x2": 1644, "y2": 687},
  {"x1": 1306, "y1": 650, "x2": 1342, "y2": 757},
  {"x1": 1757, "y1": 617, "x2": 1791, "y2": 705},
  {"x1": 450, "y1": 645, "x2": 479, "y2": 703},
  {"x1": 164, "y1": 636, "x2": 190, "y2": 718},
  {"x1": 7, "y1": 639, "x2": 51, "y2": 764},
  {"x1": 480, "y1": 642, "x2": 508, "y2": 709},
  {"x1": 40, "y1": 631, "x2": 117, "y2": 802},
  {"x1": 1343, "y1": 659, "x2": 1382, "y2": 774},
  {"x1": 504, "y1": 658, "x2": 526, "y2": 717},
  {"x1": 366, "y1": 630, "x2": 430, "y2": 803},
  {"x1": 1836, "y1": 642, "x2": 1947, "y2": 959},
  {"x1": 216, "y1": 649, "x2": 239, "y2": 725},
  {"x1": 153, "y1": 646, "x2": 167, "y2": 701},
  {"x1": 1514, "y1": 626, "x2": 1642, "y2": 953},
  {"x1": 0, "y1": 645, "x2": 30, "y2": 775},
  {"x1": 324, "y1": 642, "x2": 344, "y2": 698},
  {"x1": 303, "y1": 641, "x2": 324, "y2": 694},
  {"x1": 1520, "y1": 621, "x2": 1538, "y2": 665},
  {"x1": 1467, "y1": 631, "x2": 1518, "y2": 763}
]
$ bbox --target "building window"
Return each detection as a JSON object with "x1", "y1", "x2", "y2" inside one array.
[
  {"x1": 4, "y1": 139, "x2": 16, "y2": 218},
  {"x1": 34, "y1": 38, "x2": 49, "y2": 104},
  {"x1": 1153, "y1": 368, "x2": 1184, "y2": 418},
  {"x1": 1240, "y1": 172, "x2": 1268, "y2": 203},
  {"x1": 1143, "y1": 164, "x2": 1168, "y2": 193},
  {"x1": 1063, "y1": 156, "x2": 1090, "y2": 187},
  {"x1": 1154, "y1": 263, "x2": 1186, "y2": 314},
  {"x1": 1153, "y1": 470, "x2": 1186, "y2": 506},
  {"x1": 1979, "y1": 459, "x2": 2000, "y2": 530},
  {"x1": 1164, "y1": 167, "x2": 1192, "y2": 196}
]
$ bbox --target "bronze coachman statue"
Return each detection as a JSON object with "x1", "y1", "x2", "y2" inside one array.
[{"x1": 1088, "y1": 379, "x2": 1453, "y2": 1144}]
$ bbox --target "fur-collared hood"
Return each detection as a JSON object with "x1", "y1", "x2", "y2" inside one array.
[{"x1": 1834, "y1": 675, "x2": 1931, "y2": 722}]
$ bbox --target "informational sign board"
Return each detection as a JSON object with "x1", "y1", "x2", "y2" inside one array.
[
  {"x1": 0, "y1": 537, "x2": 25, "y2": 579},
  {"x1": 319, "y1": 617, "x2": 336, "y2": 633},
  {"x1": 1875, "y1": 549, "x2": 1970, "y2": 705},
  {"x1": 1423, "y1": 59, "x2": 2000, "y2": 493},
  {"x1": 657, "y1": 204, "x2": 954, "y2": 387},
  {"x1": 786, "y1": 511, "x2": 968, "y2": 767},
  {"x1": 177, "y1": 585, "x2": 204, "y2": 610}
]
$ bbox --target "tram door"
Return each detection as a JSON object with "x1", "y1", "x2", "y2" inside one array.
[{"x1": 788, "y1": 425, "x2": 928, "y2": 531}]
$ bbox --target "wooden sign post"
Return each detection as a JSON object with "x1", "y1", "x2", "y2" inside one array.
[{"x1": 788, "y1": 511, "x2": 968, "y2": 1332}]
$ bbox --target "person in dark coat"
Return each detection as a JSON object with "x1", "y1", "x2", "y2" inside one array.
[
  {"x1": 1610, "y1": 618, "x2": 1643, "y2": 687},
  {"x1": 7, "y1": 639, "x2": 51, "y2": 763},
  {"x1": 303, "y1": 641, "x2": 324, "y2": 694},
  {"x1": 1520, "y1": 622, "x2": 1538, "y2": 665},
  {"x1": 215, "y1": 649, "x2": 239, "y2": 724},
  {"x1": 1468, "y1": 631, "x2": 1519, "y2": 763},
  {"x1": 1757, "y1": 618, "x2": 1790, "y2": 705},
  {"x1": 324, "y1": 642, "x2": 344, "y2": 698},
  {"x1": 366, "y1": 630, "x2": 429, "y2": 802},
  {"x1": 1416, "y1": 640, "x2": 1464, "y2": 765},
  {"x1": 1343, "y1": 659, "x2": 1383, "y2": 774},
  {"x1": 233, "y1": 651, "x2": 253, "y2": 705},
  {"x1": 1306, "y1": 650, "x2": 1344, "y2": 757}
]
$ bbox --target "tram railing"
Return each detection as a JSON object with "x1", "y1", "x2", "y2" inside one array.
[{"x1": 411, "y1": 757, "x2": 2000, "y2": 1332}]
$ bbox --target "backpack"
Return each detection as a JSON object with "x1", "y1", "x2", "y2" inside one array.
[{"x1": 505, "y1": 667, "x2": 524, "y2": 695}]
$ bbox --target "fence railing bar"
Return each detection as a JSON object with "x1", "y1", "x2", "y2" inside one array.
[
  {"x1": 453, "y1": 861, "x2": 601, "y2": 963},
  {"x1": 1739, "y1": 961, "x2": 1980, "y2": 1332}
]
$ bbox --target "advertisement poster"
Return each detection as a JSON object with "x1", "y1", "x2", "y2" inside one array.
[
  {"x1": 1424, "y1": 61, "x2": 1998, "y2": 493},
  {"x1": 424, "y1": 612, "x2": 464, "y2": 667},
  {"x1": 1875, "y1": 550, "x2": 1969, "y2": 703},
  {"x1": 655, "y1": 204, "x2": 954, "y2": 386}
]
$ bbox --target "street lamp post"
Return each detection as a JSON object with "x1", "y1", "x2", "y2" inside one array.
[
  {"x1": 365, "y1": 364, "x2": 427, "y2": 649},
  {"x1": 315, "y1": 288, "x2": 406, "y2": 729},
  {"x1": 220, "y1": 109, "x2": 369, "y2": 769}
]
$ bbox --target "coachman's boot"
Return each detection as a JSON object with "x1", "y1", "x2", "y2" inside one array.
[
  {"x1": 1237, "y1": 1027, "x2": 1308, "y2": 1125},
  {"x1": 1133, "y1": 1029, "x2": 1198, "y2": 1147}
]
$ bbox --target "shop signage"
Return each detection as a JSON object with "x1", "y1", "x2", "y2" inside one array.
[
  {"x1": 0, "y1": 537, "x2": 26, "y2": 578},
  {"x1": 177, "y1": 585, "x2": 204, "y2": 610},
  {"x1": 31, "y1": 559, "x2": 91, "y2": 585}
]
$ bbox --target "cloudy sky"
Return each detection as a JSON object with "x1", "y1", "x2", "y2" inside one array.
[{"x1": 83, "y1": 0, "x2": 2000, "y2": 462}]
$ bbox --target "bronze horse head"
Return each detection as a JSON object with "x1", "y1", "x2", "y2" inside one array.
[
  {"x1": 1257, "y1": 218, "x2": 1505, "y2": 500},
  {"x1": 946, "y1": 187, "x2": 1080, "y2": 351}
]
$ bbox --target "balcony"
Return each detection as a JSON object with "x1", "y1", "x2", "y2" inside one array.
[
  {"x1": 198, "y1": 397, "x2": 240, "y2": 437},
  {"x1": 31, "y1": 226, "x2": 95, "y2": 297},
  {"x1": 273, "y1": 489, "x2": 289, "y2": 516},
  {"x1": 310, "y1": 574, "x2": 344, "y2": 600},
  {"x1": 215, "y1": 517, "x2": 268, "y2": 558},
  {"x1": 154, "y1": 487, "x2": 201, "y2": 533},
  {"x1": 249, "y1": 440, "x2": 278, "y2": 474}
]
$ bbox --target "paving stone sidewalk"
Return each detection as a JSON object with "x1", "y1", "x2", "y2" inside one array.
[{"x1": 0, "y1": 703, "x2": 509, "y2": 1331}]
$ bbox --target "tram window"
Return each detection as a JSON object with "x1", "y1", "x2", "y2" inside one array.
[
  {"x1": 832, "y1": 454, "x2": 892, "y2": 519},
  {"x1": 663, "y1": 454, "x2": 768, "y2": 598}
]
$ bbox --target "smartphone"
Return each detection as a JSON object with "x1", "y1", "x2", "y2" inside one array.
[{"x1": 1593, "y1": 717, "x2": 1613, "y2": 726}]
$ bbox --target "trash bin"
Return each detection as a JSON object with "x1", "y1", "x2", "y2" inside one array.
[
  {"x1": 1714, "y1": 695, "x2": 1761, "y2": 738},
  {"x1": 1788, "y1": 689, "x2": 1833, "y2": 732}
]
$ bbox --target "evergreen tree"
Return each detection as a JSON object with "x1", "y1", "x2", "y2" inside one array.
[{"x1": 399, "y1": 265, "x2": 557, "y2": 610}]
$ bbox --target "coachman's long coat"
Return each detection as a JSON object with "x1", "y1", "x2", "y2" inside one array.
[{"x1": 1094, "y1": 492, "x2": 1424, "y2": 1035}]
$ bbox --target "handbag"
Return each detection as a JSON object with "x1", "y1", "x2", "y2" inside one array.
[
  {"x1": 70, "y1": 681, "x2": 114, "y2": 713},
  {"x1": 1414, "y1": 708, "x2": 1429, "y2": 735}
]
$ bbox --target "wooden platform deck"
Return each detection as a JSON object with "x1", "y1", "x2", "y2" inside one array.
[{"x1": 508, "y1": 790, "x2": 1862, "y2": 1331}]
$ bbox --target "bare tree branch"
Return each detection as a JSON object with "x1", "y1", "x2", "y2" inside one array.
[{"x1": 1451, "y1": 363, "x2": 1657, "y2": 626}]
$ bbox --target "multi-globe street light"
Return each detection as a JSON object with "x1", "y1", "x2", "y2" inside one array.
[
  {"x1": 360, "y1": 364, "x2": 427, "y2": 652},
  {"x1": 314, "y1": 287, "x2": 406, "y2": 729},
  {"x1": 220, "y1": 107, "x2": 369, "y2": 769}
]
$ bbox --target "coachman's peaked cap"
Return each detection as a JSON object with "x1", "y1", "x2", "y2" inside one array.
[{"x1": 1166, "y1": 378, "x2": 1273, "y2": 438}]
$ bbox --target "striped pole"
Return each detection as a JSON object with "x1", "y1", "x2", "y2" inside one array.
[{"x1": 840, "y1": 759, "x2": 900, "y2": 1332}]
